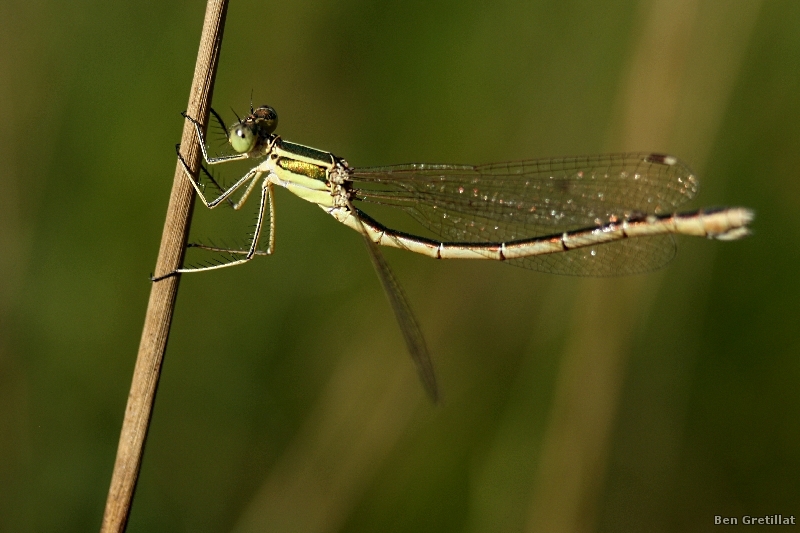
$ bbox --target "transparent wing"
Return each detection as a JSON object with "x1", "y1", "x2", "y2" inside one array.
[
  {"x1": 350, "y1": 153, "x2": 697, "y2": 276},
  {"x1": 360, "y1": 224, "x2": 439, "y2": 402}
]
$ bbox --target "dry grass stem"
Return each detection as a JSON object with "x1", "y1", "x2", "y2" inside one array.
[{"x1": 100, "y1": 1, "x2": 229, "y2": 531}]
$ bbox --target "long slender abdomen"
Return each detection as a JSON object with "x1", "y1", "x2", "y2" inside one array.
[{"x1": 325, "y1": 205, "x2": 753, "y2": 260}]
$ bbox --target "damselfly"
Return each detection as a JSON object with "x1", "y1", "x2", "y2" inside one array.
[{"x1": 156, "y1": 104, "x2": 754, "y2": 401}]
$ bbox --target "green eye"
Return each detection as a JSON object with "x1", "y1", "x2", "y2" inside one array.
[{"x1": 229, "y1": 125, "x2": 256, "y2": 153}]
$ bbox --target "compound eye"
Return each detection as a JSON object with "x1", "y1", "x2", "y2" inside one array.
[
  {"x1": 254, "y1": 106, "x2": 278, "y2": 135},
  {"x1": 229, "y1": 124, "x2": 256, "y2": 153}
]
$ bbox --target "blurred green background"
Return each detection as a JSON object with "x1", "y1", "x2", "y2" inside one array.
[{"x1": 1, "y1": 0, "x2": 797, "y2": 531}]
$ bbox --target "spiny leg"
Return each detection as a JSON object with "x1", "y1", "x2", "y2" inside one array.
[
  {"x1": 177, "y1": 179, "x2": 273, "y2": 273},
  {"x1": 188, "y1": 179, "x2": 276, "y2": 256},
  {"x1": 182, "y1": 110, "x2": 250, "y2": 165},
  {"x1": 231, "y1": 169, "x2": 263, "y2": 210},
  {"x1": 266, "y1": 182, "x2": 276, "y2": 254},
  {"x1": 192, "y1": 157, "x2": 235, "y2": 208},
  {"x1": 152, "y1": 178, "x2": 275, "y2": 280},
  {"x1": 176, "y1": 144, "x2": 262, "y2": 209}
]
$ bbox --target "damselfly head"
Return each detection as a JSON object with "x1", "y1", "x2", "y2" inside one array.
[{"x1": 228, "y1": 105, "x2": 279, "y2": 153}]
